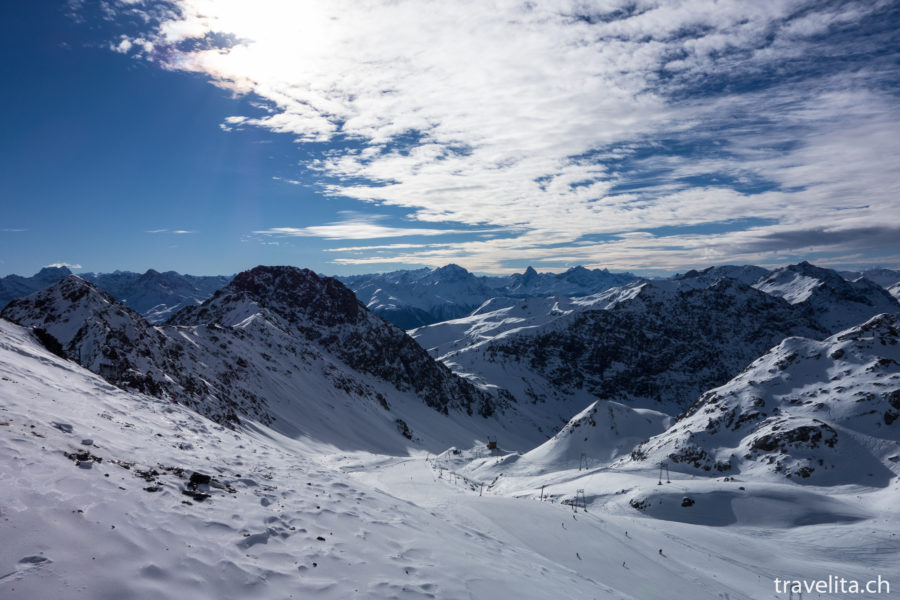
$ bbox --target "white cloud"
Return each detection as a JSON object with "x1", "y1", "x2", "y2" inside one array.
[
  {"x1": 107, "y1": 0, "x2": 900, "y2": 270},
  {"x1": 324, "y1": 243, "x2": 437, "y2": 252},
  {"x1": 272, "y1": 176, "x2": 301, "y2": 185},
  {"x1": 254, "y1": 220, "x2": 494, "y2": 240},
  {"x1": 146, "y1": 228, "x2": 195, "y2": 234},
  {"x1": 114, "y1": 37, "x2": 132, "y2": 53},
  {"x1": 43, "y1": 262, "x2": 82, "y2": 269}
]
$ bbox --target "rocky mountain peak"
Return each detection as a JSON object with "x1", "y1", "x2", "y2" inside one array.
[
  {"x1": 432, "y1": 263, "x2": 469, "y2": 278},
  {"x1": 786, "y1": 260, "x2": 844, "y2": 283},
  {"x1": 0, "y1": 275, "x2": 173, "y2": 397},
  {"x1": 168, "y1": 265, "x2": 499, "y2": 417},
  {"x1": 10, "y1": 274, "x2": 118, "y2": 316},
  {"x1": 35, "y1": 265, "x2": 73, "y2": 280},
  {"x1": 201, "y1": 265, "x2": 364, "y2": 327},
  {"x1": 754, "y1": 262, "x2": 900, "y2": 331},
  {"x1": 835, "y1": 312, "x2": 900, "y2": 342}
]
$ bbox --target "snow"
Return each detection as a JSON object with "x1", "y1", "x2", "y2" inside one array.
[
  {"x1": 2, "y1": 261, "x2": 900, "y2": 598},
  {"x1": 3, "y1": 318, "x2": 899, "y2": 598},
  {"x1": 412, "y1": 276, "x2": 831, "y2": 429},
  {"x1": 340, "y1": 264, "x2": 636, "y2": 329},
  {"x1": 840, "y1": 268, "x2": 900, "y2": 290},
  {"x1": 890, "y1": 282, "x2": 900, "y2": 302},
  {"x1": 754, "y1": 272, "x2": 822, "y2": 304},
  {"x1": 511, "y1": 401, "x2": 672, "y2": 473},
  {"x1": 0, "y1": 268, "x2": 228, "y2": 325},
  {"x1": 752, "y1": 262, "x2": 900, "y2": 331},
  {"x1": 409, "y1": 296, "x2": 580, "y2": 359},
  {"x1": 624, "y1": 314, "x2": 900, "y2": 486}
]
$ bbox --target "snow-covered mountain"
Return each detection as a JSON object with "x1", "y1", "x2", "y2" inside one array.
[
  {"x1": 673, "y1": 264, "x2": 769, "y2": 287},
  {"x1": 410, "y1": 295, "x2": 582, "y2": 359},
  {"x1": 338, "y1": 264, "x2": 495, "y2": 329},
  {"x1": 1, "y1": 274, "x2": 258, "y2": 426},
  {"x1": 0, "y1": 267, "x2": 230, "y2": 323},
  {"x1": 837, "y1": 266, "x2": 900, "y2": 303},
  {"x1": 0, "y1": 267, "x2": 502, "y2": 449},
  {"x1": 340, "y1": 264, "x2": 637, "y2": 329},
  {"x1": 7, "y1": 316, "x2": 896, "y2": 599},
  {"x1": 485, "y1": 265, "x2": 638, "y2": 297},
  {"x1": 501, "y1": 400, "x2": 672, "y2": 475},
  {"x1": 409, "y1": 262, "x2": 898, "y2": 426},
  {"x1": 168, "y1": 265, "x2": 498, "y2": 419},
  {"x1": 753, "y1": 261, "x2": 900, "y2": 331},
  {"x1": 83, "y1": 269, "x2": 232, "y2": 323},
  {"x1": 840, "y1": 267, "x2": 900, "y2": 289},
  {"x1": 625, "y1": 313, "x2": 900, "y2": 485},
  {"x1": 347, "y1": 260, "x2": 900, "y2": 334},
  {"x1": 413, "y1": 277, "x2": 829, "y2": 421},
  {"x1": 2, "y1": 263, "x2": 899, "y2": 598},
  {"x1": 891, "y1": 282, "x2": 900, "y2": 302}
]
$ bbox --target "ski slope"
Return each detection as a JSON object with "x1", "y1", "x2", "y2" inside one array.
[{"x1": 2, "y1": 319, "x2": 898, "y2": 599}]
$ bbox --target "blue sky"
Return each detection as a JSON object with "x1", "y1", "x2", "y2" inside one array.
[{"x1": 1, "y1": 0, "x2": 899, "y2": 277}]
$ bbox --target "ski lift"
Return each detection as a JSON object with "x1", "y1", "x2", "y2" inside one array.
[{"x1": 658, "y1": 461, "x2": 670, "y2": 485}]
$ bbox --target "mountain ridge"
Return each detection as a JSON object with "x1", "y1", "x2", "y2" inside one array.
[
  {"x1": 624, "y1": 313, "x2": 900, "y2": 486},
  {"x1": 339, "y1": 263, "x2": 639, "y2": 328},
  {"x1": 1, "y1": 268, "x2": 502, "y2": 448},
  {"x1": 0, "y1": 267, "x2": 231, "y2": 324}
]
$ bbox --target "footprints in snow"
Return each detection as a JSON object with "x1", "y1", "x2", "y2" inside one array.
[{"x1": 0, "y1": 555, "x2": 52, "y2": 583}]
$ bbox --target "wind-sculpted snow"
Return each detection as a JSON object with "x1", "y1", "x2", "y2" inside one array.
[{"x1": 625, "y1": 314, "x2": 900, "y2": 485}]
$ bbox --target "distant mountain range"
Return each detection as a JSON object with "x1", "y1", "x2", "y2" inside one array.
[
  {"x1": 0, "y1": 260, "x2": 898, "y2": 460},
  {"x1": 3, "y1": 263, "x2": 899, "y2": 330},
  {"x1": 0, "y1": 266, "x2": 231, "y2": 323},
  {"x1": 409, "y1": 262, "x2": 900, "y2": 433},
  {"x1": 338, "y1": 264, "x2": 639, "y2": 328},
  {"x1": 1, "y1": 260, "x2": 897, "y2": 599}
]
